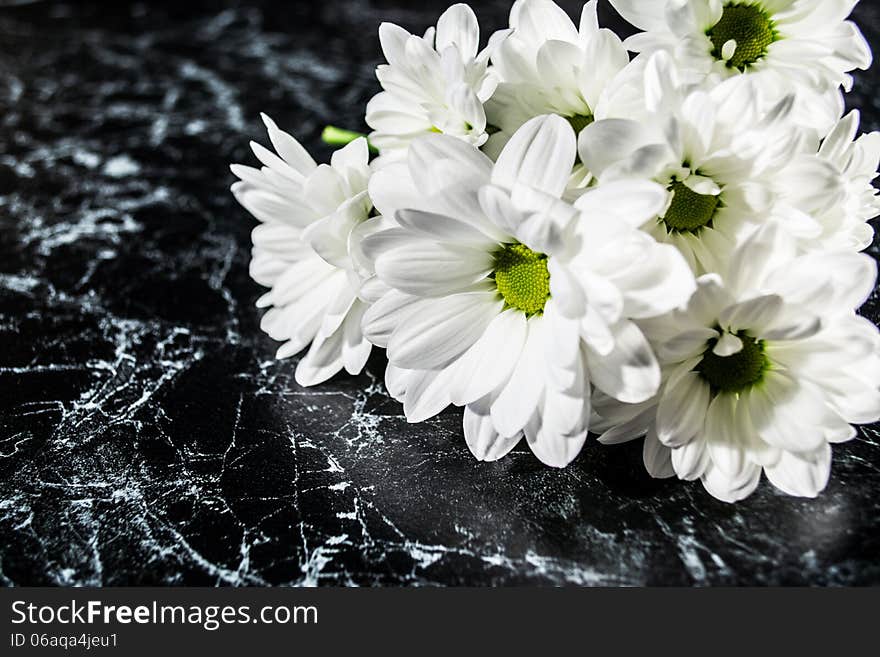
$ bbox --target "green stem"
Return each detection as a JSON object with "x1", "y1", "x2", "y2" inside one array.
[{"x1": 321, "y1": 126, "x2": 378, "y2": 154}]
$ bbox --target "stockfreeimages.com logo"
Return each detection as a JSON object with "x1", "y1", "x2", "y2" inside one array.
[{"x1": 11, "y1": 600, "x2": 317, "y2": 632}]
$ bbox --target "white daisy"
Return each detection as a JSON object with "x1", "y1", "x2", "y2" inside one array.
[
  {"x1": 610, "y1": 0, "x2": 871, "y2": 119},
  {"x1": 360, "y1": 114, "x2": 695, "y2": 467},
  {"x1": 594, "y1": 224, "x2": 880, "y2": 502},
  {"x1": 365, "y1": 3, "x2": 505, "y2": 164},
  {"x1": 231, "y1": 114, "x2": 375, "y2": 386},
  {"x1": 799, "y1": 110, "x2": 880, "y2": 251},
  {"x1": 484, "y1": 0, "x2": 631, "y2": 158},
  {"x1": 578, "y1": 53, "x2": 840, "y2": 274}
]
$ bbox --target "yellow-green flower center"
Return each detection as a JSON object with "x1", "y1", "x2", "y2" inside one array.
[
  {"x1": 494, "y1": 243, "x2": 550, "y2": 316},
  {"x1": 566, "y1": 113, "x2": 594, "y2": 134},
  {"x1": 708, "y1": 3, "x2": 777, "y2": 71},
  {"x1": 662, "y1": 181, "x2": 720, "y2": 233},
  {"x1": 697, "y1": 332, "x2": 770, "y2": 394}
]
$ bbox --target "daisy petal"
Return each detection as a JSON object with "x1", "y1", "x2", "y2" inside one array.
[
  {"x1": 764, "y1": 444, "x2": 832, "y2": 498},
  {"x1": 701, "y1": 462, "x2": 762, "y2": 503},
  {"x1": 451, "y1": 310, "x2": 528, "y2": 406},
  {"x1": 491, "y1": 317, "x2": 547, "y2": 438},
  {"x1": 525, "y1": 419, "x2": 588, "y2": 469},
  {"x1": 403, "y1": 366, "x2": 456, "y2": 423},
  {"x1": 260, "y1": 113, "x2": 317, "y2": 175},
  {"x1": 492, "y1": 114, "x2": 577, "y2": 198},
  {"x1": 388, "y1": 291, "x2": 502, "y2": 370},
  {"x1": 671, "y1": 438, "x2": 710, "y2": 481},
  {"x1": 464, "y1": 402, "x2": 522, "y2": 462},
  {"x1": 608, "y1": 0, "x2": 669, "y2": 31},
  {"x1": 586, "y1": 320, "x2": 661, "y2": 404},
  {"x1": 656, "y1": 372, "x2": 711, "y2": 447},
  {"x1": 718, "y1": 295, "x2": 783, "y2": 333},
  {"x1": 748, "y1": 373, "x2": 833, "y2": 453},
  {"x1": 643, "y1": 428, "x2": 675, "y2": 478},
  {"x1": 436, "y1": 3, "x2": 480, "y2": 59},
  {"x1": 375, "y1": 240, "x2": 494, "y2": 297},
  {"x1": 705, "y1": 394, "x2": 748, "y2": 479}
]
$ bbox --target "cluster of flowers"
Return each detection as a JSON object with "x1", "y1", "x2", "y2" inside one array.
[{"x1": 232, "y1": 0, "x2": 880, "y2": 502}]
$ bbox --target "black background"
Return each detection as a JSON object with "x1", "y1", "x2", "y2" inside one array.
[{"x1": 0, "y1": 0, "x2": 878, "y2": 585}]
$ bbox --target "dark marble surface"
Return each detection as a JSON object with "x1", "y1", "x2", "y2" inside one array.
[{"x1": 0, "y1": 0, "x2": 878, "y2": 586}]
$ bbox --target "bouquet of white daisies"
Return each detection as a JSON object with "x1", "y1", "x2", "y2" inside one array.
[{"x1": 231, "y1": 0, "x2": 880, "y2": 503}]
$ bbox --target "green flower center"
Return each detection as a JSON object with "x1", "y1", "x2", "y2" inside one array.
[
  {"x1": 566, "y1": 113, "x2": 594, "y2": 134},
  {"x1": 707, "y1": 3, "x2": 777, "y2": 71},
  {"x1": 493, "y1": 243, "x2": 550, "y2": 316},
  {"x1": 662, "y1": 181, "x2": 720, "y2": 233},
  {"x1": 697, "y1": 332, "x2": 770, "y2": 394}
]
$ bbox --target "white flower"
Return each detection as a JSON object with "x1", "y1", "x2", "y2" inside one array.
[
  {"x1": 231, "y1": 115, "x2": 374, "y2": 387},
  {"x1": 484, "y1": 0, "x2": 631, "y2": 158},
  {"x1": 799, "y1": 110, "x2": 880, "y2": 251},
  {"x1": 610, "y1": 0, "x2": 871, "y2": 128},
  {"x1": 360, "y1": 114, "x2": 695, "y2": 468},
  {"x1": 365, "y1": 4, "x2": 504, "y2": 164},
  {"x1": 578, "y1": 53, "x2": 840, "y2": 274},
  {"x1": 594, "y1": 224, "x2": 880, "y2": 502}
]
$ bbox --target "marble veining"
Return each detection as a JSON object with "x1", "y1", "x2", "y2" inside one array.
[{"x1": 0, "y1": 0, "x2": 878, "y2": 586}]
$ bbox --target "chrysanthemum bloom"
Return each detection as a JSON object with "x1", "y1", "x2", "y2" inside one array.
[
  {"x1": 360, "y1": 114, "x2": 695, "y2": 467},
  {"x1": 365, "y1": 3, "x2": 505, "y2": 165},
  {"x1": 594, "y1": 224, "x2": 880, "y2": 502},
  {"x1": 231, "y1": 115, "x2": 374, "y2": 386},
  {"x1": 484, "y1": 0, "x2": 631, "y2": 160},
  {"x1": 610, "y1": 0, "x2": 871, "y2": 133},
  {"x1": 784, "y1": 110, "x2": 880, "y2": 252},
  {"x1": 578, "y1": 53, "x2": 840, "y2": 274}
]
